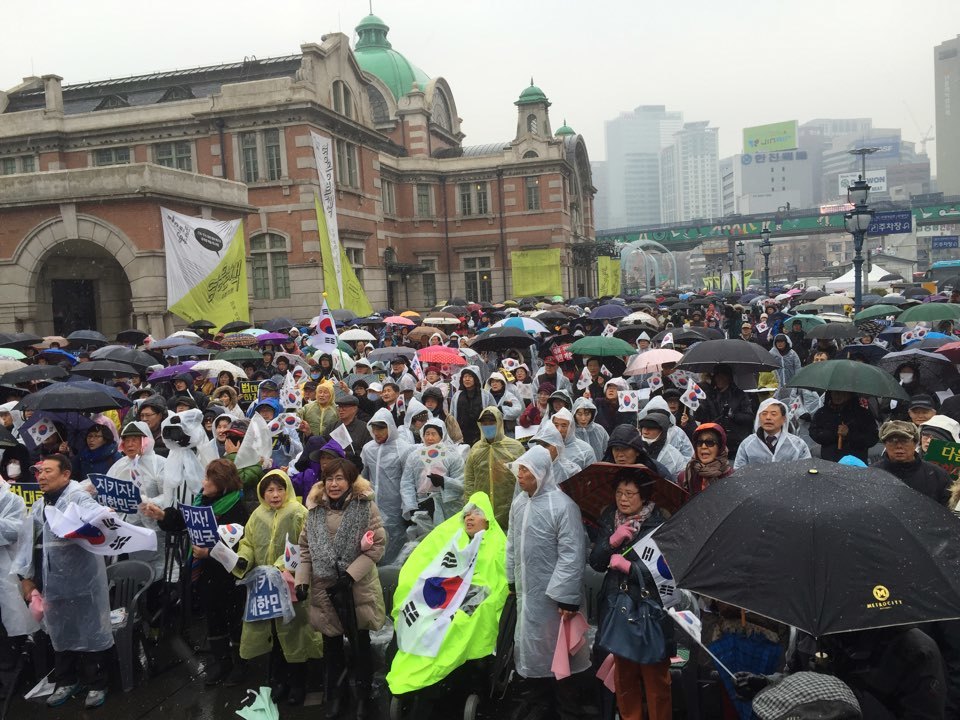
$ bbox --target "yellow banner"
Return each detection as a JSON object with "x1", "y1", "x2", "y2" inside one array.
[
  {"x1": 511, "y1": 249, "x2": 562, "y2": 297},
  {"x1": 314, "y1": 197, "x2": 373, "y2": 316},
  {"x1": 597, "y1": 256, "x2": 621, "y2": 296},
  {"x1": 169, "y1": 221, "x2": 249, "y2": 329}
]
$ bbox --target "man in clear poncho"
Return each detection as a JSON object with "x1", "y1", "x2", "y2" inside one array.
[
  {"x1": 506, "y1": 446, "x2": 592, "y2": 720},
  {"x1": 733, "y1": 397, "x2": 812, "y2": 470},
  {"x1": 15, "y1": 455, "x2": 113, "y2": 709},
  {"x1": 551, "y1": 407, "x2": 597, "y2": 470},
  {"x1": 386, "y1": 491, "x2": 507, "y2": 696},
  {"x1": 463, "y1": 407, "x2": 524, "y2": 531},
  {"x1": 572, "y1": 397, "x2": 609, "y2": 462},
  {"x1": 0, "y1": 478, "x2": 40, "y2": 663},
  {"x1": 530, "y1": 421, "x2": 581, "y2": 482},
  {"x1": 400, "y1": 418, "x2": 465, "y2": 531},
  {"x1": 360, "y1": 408, "x2": 412, "y2": 566}
]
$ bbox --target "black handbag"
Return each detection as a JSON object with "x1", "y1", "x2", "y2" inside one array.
[{"x1": 596, "y1": 562, "x2": 668, "y2": 665}]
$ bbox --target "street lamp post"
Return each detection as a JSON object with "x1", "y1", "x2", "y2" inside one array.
[
  {"x1": 726, "y1": 250, "x2": 734, "y2": 292},
  {"x1": 760, "y1": 228, "x2": 772, "y2": 297},
  {"x1": 736, "y1": 241, "x2": 746, "y2": 293},
  {"x1": 845, "y1": 148, "x2": 877, "y2": 312}
]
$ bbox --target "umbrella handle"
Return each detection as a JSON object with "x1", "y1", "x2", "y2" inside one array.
[{"x1": 837, "y1": 431, "x2": 843, "y2": 450}]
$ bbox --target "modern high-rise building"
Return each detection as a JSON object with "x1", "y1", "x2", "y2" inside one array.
[
  {"x1": 719, "y1": 149, "x2": 814, "y2": 215},
  {"x1": 935, "y1": 36, "x2": 960, "y2": 195},
  {"x1": 659, "y1": 121, "x2": 721, "y2": 223},
  {"x1": 602, "y1": 105, "x2": 682, "y2": 229}
]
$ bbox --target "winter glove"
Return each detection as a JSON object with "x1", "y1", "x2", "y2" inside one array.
[
  {"x1": 733, "y1": 672, "x2": 770, "y2": 701},
  {"x1": 608, "y1": 554, "x2": 631, "y2": 574},
  {"x1": 507, "y1": 583, "x2": 516, "y2": 595},
  {"x1": 609, "y1": 523, "x2": 636, "y2": 549},
  {"x1": 427, "y1": 473, "x2": 445, "y2": 488},
  {"x1": 295, "y1": 584, "x2": 309, "y2": 602},
  {"x1": 327, "y1": 574, "x2": 354, "y2": 597},
  {"x1": 418, "y1": 496, "x2": 436, "y2": 516}
]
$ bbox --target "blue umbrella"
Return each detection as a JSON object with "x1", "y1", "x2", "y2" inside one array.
[
  {"x1": 37, "y1": 348, "x2": 78, "y2": 365},
  {"x1": 589, "y1": 304, "x2": 630, "y2": 321},
  {"x1": 148, "y1": 336, "x2": 197, "y2": 350},
  {"x1": 835, "y1": 343, "x2": 888, "y2": 363},
  {"x1": 148, "y1": 361, "x2": 199, "y2": 382}
]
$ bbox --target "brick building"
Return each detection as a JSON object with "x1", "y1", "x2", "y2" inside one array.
[{"x1": 0, "y1": 13, "x2": 596, "y2": 338}]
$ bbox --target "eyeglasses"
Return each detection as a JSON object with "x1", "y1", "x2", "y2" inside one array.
[
  {"x1": 884, "y1": 436, "x2": 915, "y2": 446},
  {"x1": 615, "y1": 490, "x2": 640, "y2": 499},
  {"x1": 695, "y1": 439, "x2": 718, "y2": 448},
  {"x1": 139, "y1": 411, "x2": 158, "y2": 419}
]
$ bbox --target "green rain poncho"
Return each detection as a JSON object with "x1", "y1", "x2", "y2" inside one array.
[
  {"x1": 385, "y1": 491, "x2": 508, "y2": 695},
  {"x1": 462, "y1": 406, "x2": 524, "y2": 529},
  {"x1": 234, "y1": 469, "x2": 323, "y2": 662}
]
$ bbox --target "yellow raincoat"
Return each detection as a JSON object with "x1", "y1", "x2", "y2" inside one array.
[
  {"x1": 234, "y1": 469, "x2": 323, "y2": 662},
  {"x1": 463, "y1": 407, "x2": 524, "y2": 529},
  {"x1": 385, "y1": 491, "x2": 507, "y2": 695}
]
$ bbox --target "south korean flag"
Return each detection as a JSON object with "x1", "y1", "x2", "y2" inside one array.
[{"x1": 625, "y1": 525, "x2": 679, "y2": 608}]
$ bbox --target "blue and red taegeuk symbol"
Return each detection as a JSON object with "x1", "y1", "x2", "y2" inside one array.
[
  {"x1": 656, "y1": 555, "x2": 672, "y2": 580},
  {"x1": 422, "y1": 576, "x2": 463, "y2": 609},
  {"x1": 426, "y1": 448, "x2": 440, "y2": 459},
  {"x1": 317, "y1": 316, "x2": 336, "y2": 335},
  {"x1": 65, "y1": 523, "x2": 106, "y2": 545}
]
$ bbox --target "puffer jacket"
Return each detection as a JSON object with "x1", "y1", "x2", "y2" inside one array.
[
  {"x1": 296, "y1": 477, "x2": 386, "y2": 636},
  {"x1": 872, "y1": 453, "x2": 952, "y2": 505}
]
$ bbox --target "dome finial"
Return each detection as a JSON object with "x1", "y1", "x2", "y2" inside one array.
[{"x1": 530, "y1": 77, "x2": 534, "y2": 87}]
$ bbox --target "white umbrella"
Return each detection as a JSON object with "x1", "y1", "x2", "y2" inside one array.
[
  {"x1": 339, "y1": 328, "x2": 377, "y2": 342},
  {"x1": 423, "y1": 317, "x2": 462, "y2": 326},
  {"x1": 813, "y1": 295, "x2": 853, "y2": 307},
  {"x1": 170, "y1": 330, "x2": 202, "y2": 340},
  {"x1": 191, "y1": 359, "x2": 246, "y2": 380},
  {"x1": 818, "y1": 312, "x2": 854, "y2": 324},
  {"x1": 621, "y1": 311, "x2": 658, "y2": 326}
]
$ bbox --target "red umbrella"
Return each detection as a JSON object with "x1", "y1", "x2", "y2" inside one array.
[
  {"x1": 383, "y1": 315, "x2": 415, "y2": 327},
  {"x1": 417, "y1": 346, "x2": 467, "y2": 366},
  {"x1": 560, "y1": 462, "x2": 688, "y2": 530},
  {"x1": 936, "y1": 342, "x2": 960, "y2": 363}
]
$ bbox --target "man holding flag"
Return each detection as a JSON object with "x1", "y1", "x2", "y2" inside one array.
[{"x1": 16, "y1": 456, "x2": 115, "y2": 709}]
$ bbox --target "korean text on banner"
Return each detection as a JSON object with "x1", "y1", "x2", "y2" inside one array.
[
  {"x1": 9, "y1": 482, "x2": 41, "y2": 511},
  {"x1": 88, "y1": 474, "x2": 142, "y2": 514},
  {"x1": 597, "y1": 256, "x2": 622, "y2": 296},
  {"x1": 924, "y1": 439, "x2": 960, "y2": 479},
  {"x1": 310, "y1": 133, "x2": 373, "y2": 317},
  {"x1": 511, "y1": 249, "x2": 562, "y2": 297},
  {"x1": 179, "y1": 502, "x2": 220, "y2": 548},
  {"x1": 161, "y1": 208, "x2": 249, "y2": 329}
]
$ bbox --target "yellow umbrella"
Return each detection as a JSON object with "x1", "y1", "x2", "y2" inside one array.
[{"x1": 400, "y1": 310, "x2": 421, "y2": 318}]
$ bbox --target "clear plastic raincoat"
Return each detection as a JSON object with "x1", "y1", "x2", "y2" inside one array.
[
  {"x1": 531, "y1": 420, "x2": 581, "y2": 482},
  {"x1": 233, "y1": 469, "x2": 323, "y2": 662},
  {"x1": 506, "y1": 446, "x2": 588, "y2": 679},
  {"x1": 398, "y1": 398, "x2": 429, "y2": 446},
  {"x1": 0, "y1": 482, "x2": 39, "y2": 637},
  {"x1": 360, "y1": 408, "x2": 413, "y2": 565},
  {"x1": 551, "y1": 407, "x2": 597, "y2": 470},
  {"x1": 463, "y1": 407, "x2": 525, "y2": 530},
  {"x1": 399, "y1": 418, "x2": 465, "y2": 527},
  {"x1": 640, "y1": 396, "x2": 694, "y2": 460},
  {"x1": 571, "y1": 397, "x2": 609, "y2": 462},
  {"x1": 733, "y1": 398, "x2": 812, "y2": 470}
]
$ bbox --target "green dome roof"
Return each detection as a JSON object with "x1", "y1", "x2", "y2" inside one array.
[
  {"x1": 354, "y1": 14, "x2": 430, "y2": 101},
  {"x1": 555, "y1": 119, "x2": 575, "y2": 136},
  {"x1": 515, "y1": 79, "x2": 550, "y2": 106}
]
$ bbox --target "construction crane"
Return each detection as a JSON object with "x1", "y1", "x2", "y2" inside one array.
[{"x1": 904, "y1": 102, "x2": 935, "y2": 155}]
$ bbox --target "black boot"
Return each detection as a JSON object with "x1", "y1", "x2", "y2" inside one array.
[
  {"x1": 203, "y1": 637, "x2": 232, "y2": 686},
  {"x1": 324, "y1": 659, "x2": 344, "y2": 719},
  {"x1": 223, "y1": 643, "x2": 246, "y2": 687},
  {"x1": 286, "y1": 662, "x2": 306, "y2": 706},
  {"x1": 354, "y1": 681, "x2": 373, "y2": 720}
]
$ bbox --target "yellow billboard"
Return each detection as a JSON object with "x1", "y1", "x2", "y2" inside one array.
[{"x1": 743, "y1": 120, "x2": 798, "y2": 154}]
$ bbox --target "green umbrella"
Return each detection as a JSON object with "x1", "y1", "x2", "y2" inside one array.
[
  {"x1": 568, "y1": 336, "x2": 637, "y2": 358},
  {"x1": 853, "y1": 304, "x2": 903, "y2": 323},
  {"x1": 787, "y1": 359, "x2": 908, "y2": 400},
  {"x1": 784, "y1": 314, "x2": 826, "y2": 332},
  {"x1": 0, "y1": 348, "x2": 26, "y2": 360},
  {"x1": 897, "y1": 303, "x2": 960, "y2": 324},
  {"x1": 215, "y1": 348, "x2": 262, "y2": 362}
]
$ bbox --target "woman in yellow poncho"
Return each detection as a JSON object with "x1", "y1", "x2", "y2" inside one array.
[
  {"x1": 386, "y1": 491, "x2": 508, "y2": 697},
  {"x1": 233, "y1": 469, "x2": 323, "y2": 706}
]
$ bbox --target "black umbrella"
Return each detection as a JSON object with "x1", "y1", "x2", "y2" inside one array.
[
  {"x1": 331, "y1": 310, "x2": 358, "y2": 324},
  {"x1": 447, "y1": 297, "x2": 469, "y2": 307},
  {"x1": 0, "y1": 333, "x2": 43, "y2": 350},
  {"x1": 66, "y1": 330, "x2": 109, "y2": 348},
  {"x1": 568, "y1": 297, "x2": 593, "y2": 306},
  {"x1": 879, "y1": 295, "x2": 909, "y2": 306},
  {"x1": 90, "y1": 345, "x2": 159, "y2": 370},
  {"x1": 0, "y1": 426, "x2": 19, "y2": 450},
  {"x1": 188, "y1": 320, "x2": 216, "y2": 330},
  {"x1": 0, "y1": 365, "x2": 68, "y2": 385},
  {"x1": 220, "y1": 320, "x2": 253, "y2": 333},
  {"x1": 442, "y1": 305, "x2": 468, "y2": 315},
  {"x1": 834, "y1": 344, "x2": 888, "y2": 363},
  {"x1": 614, "y1": 324, "x2": 659, "y2": 343},
  {"x1": 17, "y1": 382, "x2": 123, "y2": 413},
  {"x1": 469, "y1": 326, "x2": 537, "y2": 352},
  {"x1": 653, "y1": 328, "x2": 707, "y2": 346},
  {"x1": 904, "y1": 286, "x2": 930, "y2": 298},
  {"x1": 71, "y1": 360, "x2": 140, "y2": 380},
  {"x1": 881, "y1": 273, "x2": 905, "y2": 283},
  {"x1": 787, "y1": 359, "x2": 908, "y2": 400},
  {"x1": 875, "y1": 349, "x2": 960, "y2": 392},
  {"x1": 655, "y1": 459, "x2": 960, "y2": 637},
  {"x1": 366, "y1": 346, "x2": 417, "y2": 364},
  {"x1": 799, "y1": 290, "x2": 826, "y2": 302},
  {"x1": 806, "y1": 323, "x2": 860, "y2": 341},
  {"x1": 262, "y1": 317, "x2": 297, "y2": 333},
  {"x1": 115, "y1": 329, "x2": 149, "y2": 346},
  {"x1": 677, "y1": 339, "x2": 782, "y2": 372}
]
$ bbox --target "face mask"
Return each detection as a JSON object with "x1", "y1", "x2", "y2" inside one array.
[
  {"x1": 310, "y1": 372, "x2": 321, "y2": 381},
  {"x1": 367, "y1": 392, "x2": 379, "y2": 402},
  {"x1": 900, "y1": 372, "x2": 914, "y2": 384},
  {"x1": 641, "y1": 436, "x2": 656, "y2": 445},
  {"x1": 481, "y1": 425, "x2": 497, "y2": 441},
  {"x1": 6, "y1": 461, "x2": 19, "y2": 479}
]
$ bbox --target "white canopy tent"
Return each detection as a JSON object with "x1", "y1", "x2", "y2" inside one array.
[{"x1": 824, "y1": 264, "x2": 895, "y2": 292}]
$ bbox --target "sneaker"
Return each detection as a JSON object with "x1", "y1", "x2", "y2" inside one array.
[
  {"x1": 84, "y1": 689, "x2": 107, "y2": 709},
  {"x1": 46, "y1": 684, "x2": 80, "y2": 707}
]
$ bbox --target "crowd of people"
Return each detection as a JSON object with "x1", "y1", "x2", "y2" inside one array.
[{"x1": 2, "y1": 285, "x2": 960, "y2": 719}]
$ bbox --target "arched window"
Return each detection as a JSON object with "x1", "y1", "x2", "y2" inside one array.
[
  {"x1": 432, "y1": 90, "x2": 453, "y2": 131},
  {"x1": 522, "y1": 150, "x2": 539, "y2": 159},
  {"x1": 366, "y1": 85, "x2": 389, "y2": 123},
  {"x1": 526, "y1": 114, "x2": 538, "y2": 135},
  {"x1": 332, "y1": 80, "x2": 355, "y2": 120}
]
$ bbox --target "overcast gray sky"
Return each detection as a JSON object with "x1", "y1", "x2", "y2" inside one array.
[{"x1": 3, "y1": 0, "x2": 957, "y2": 170}]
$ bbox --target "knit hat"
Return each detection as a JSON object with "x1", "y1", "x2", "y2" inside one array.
[{"x1": 879, "y1": 420, "x2": 919, "y2": 443}]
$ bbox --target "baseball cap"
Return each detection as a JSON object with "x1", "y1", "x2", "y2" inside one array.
[
  {"x1": 909, "y1": 394, "x2": 936, "y2": 410},
  {"x1": 879, "y1": 420, "x2": 918, "y2": 443},
  {"x1": 367, "y1": 382, "x2": 383, "y2": 393},
  {"x1": 225, "y1": 419, "x2": 250, "y2": 439}
]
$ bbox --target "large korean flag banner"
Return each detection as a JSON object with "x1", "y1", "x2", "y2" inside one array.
[{"x1": 161, "y1": 208, "x2": 250, "y2": 329}]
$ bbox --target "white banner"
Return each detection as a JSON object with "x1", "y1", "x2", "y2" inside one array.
[
  {"x1": 310, "y1": 133, "x2": 345, "y2": 306},
  {"x1": 44, "y1": 503, "x2": 157, "y2": 556},
  {"x1": 160, "y1": 208, "x2": 243, "y2": 308},
  {"x1": 839, "y1": 169, "x2": 887, "y2": 196},
  {"x1": 396, "y1": 529, "x2": 483, "y2": 657}
]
